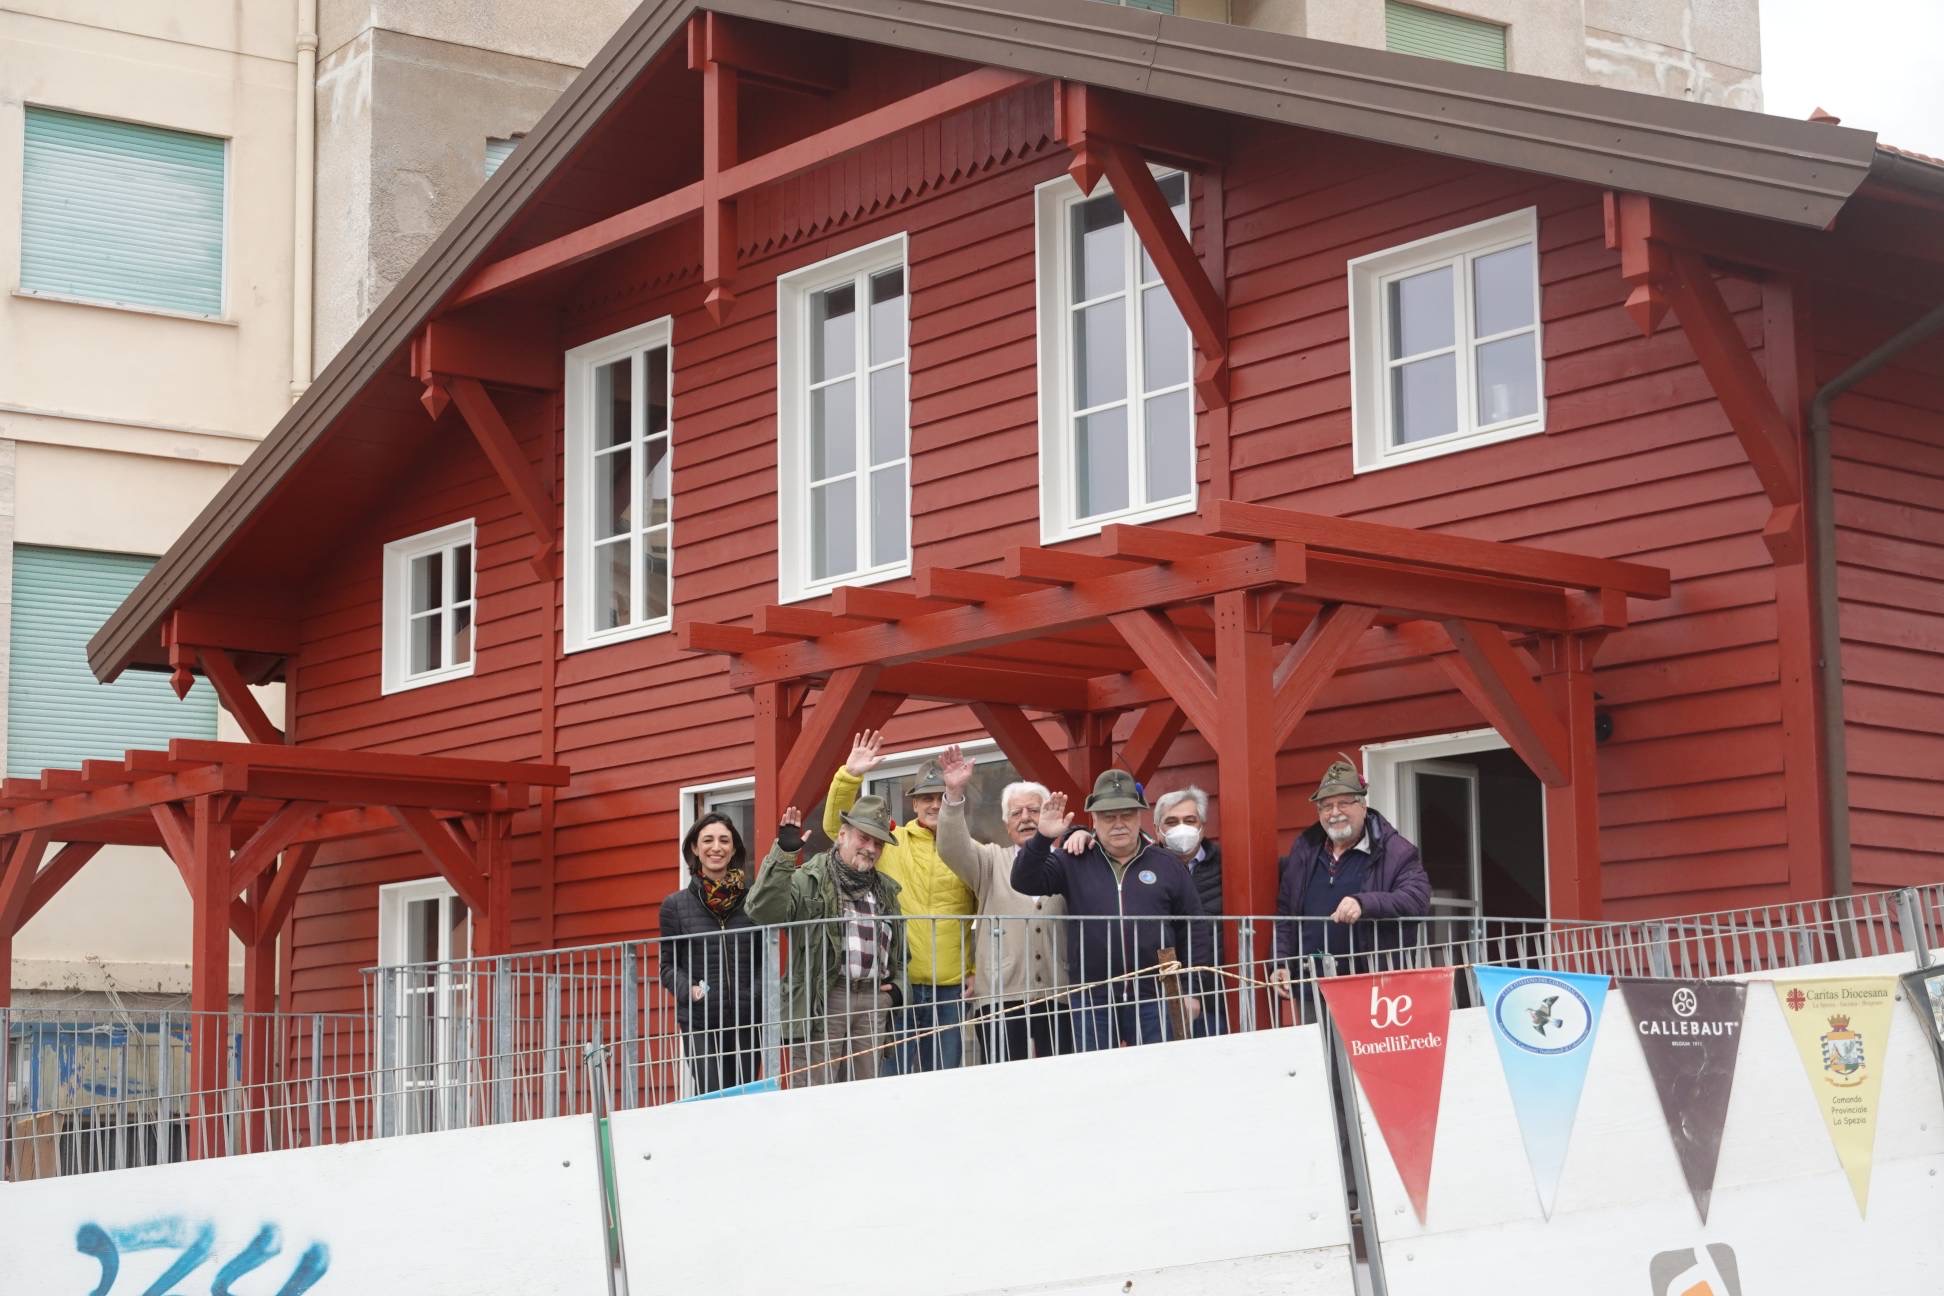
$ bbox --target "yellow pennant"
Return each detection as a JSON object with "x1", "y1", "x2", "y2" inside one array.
[{"x1": 1772, "y1": 976, "x2": 1898, "y2": 1216}]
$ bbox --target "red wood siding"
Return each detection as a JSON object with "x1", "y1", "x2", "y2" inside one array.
[
  {"x1": 1821, "y1": 314, "x2": 1944, "y2": 890},
  {"x1": 277, "y1": 74, "x2": 1897, "y2": 1006}
]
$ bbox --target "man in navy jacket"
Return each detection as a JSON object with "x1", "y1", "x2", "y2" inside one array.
[
  {"x1": 1268, "y1": 754, "x2": 1432, "y2": 1009},
  {"x1": 1012, "y1": 769, "x2": 1203, "y2": 1049}
]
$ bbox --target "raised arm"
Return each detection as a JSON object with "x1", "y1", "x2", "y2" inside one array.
[
  {"x1": 821, "y1": 730, "x2": 884, "y2": 838},
  {"x1": 935, "y1": 746, "x2": 994, "y2": 896},
  {"x1": 745, "y1": 807, "x2": 810, "y2": 924},
  {"x1": 1010, "y1": 792, "x2": 1075, "y2": 896}
]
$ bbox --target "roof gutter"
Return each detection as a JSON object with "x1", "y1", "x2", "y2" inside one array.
[
  {"x1": 1804, "y1": 298, "x2": 1944, "y2": 895},
  {"x1": 1865, "y1": 147, "x2": 1944, "y2": 204}
]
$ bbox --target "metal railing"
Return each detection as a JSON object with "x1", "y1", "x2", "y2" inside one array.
[{"x1": 5, "y1": 882, "x2": 1935, "y2": 1179}]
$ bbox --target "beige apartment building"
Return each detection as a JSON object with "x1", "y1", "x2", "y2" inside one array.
[{"x1": 0, "y1": 0, "x2": 1760, "y2": 1007}]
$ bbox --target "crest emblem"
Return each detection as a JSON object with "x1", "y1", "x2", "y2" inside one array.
[
  {"x1": 1137, "y1": 868, "x2": 1157, "y2": 884},
  {"x1": 1671, "y1": 987, "x2": 1697, "y2": 1018},
  {"x1": 1491, "y1": 974, "x2": 1593, "y2": 1056},
  {"x1": 1819, "y1": 1014, "x2": 1866, "y2": 1087},
  {"x1": 1785, "y1": 987, "x2": 1807, "y2": 1012}
]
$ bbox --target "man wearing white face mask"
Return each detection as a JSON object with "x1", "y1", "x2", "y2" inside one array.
[{"x1": 1154, "y1": 787, "x2": 1227, "y2": 1037}]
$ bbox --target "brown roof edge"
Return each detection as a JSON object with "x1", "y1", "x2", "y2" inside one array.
[
  {"x1": 88, "y1": 0, "x2": 1887, "y2": 682},
  {"x1": 1869, "y1": 144, "x2": 1944, "y2": 201}
]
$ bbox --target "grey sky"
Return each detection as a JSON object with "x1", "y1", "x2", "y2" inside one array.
[{"x1": 1762, "y1": 0, "x2": 1944, "y2": 154}]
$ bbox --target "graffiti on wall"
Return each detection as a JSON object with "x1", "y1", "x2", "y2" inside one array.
[{"x1": 75, "y1": 1217, "x2": 329, "y2": 1295}]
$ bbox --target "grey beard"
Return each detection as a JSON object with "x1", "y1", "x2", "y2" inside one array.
[{"x1": 1323, "y1": 823, "x2": 1358, "y2": 843}]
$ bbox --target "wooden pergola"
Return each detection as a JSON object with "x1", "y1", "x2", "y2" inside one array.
[
  {"x1": 0, "y1": 739, "x2": 568, "y2": 1117},
  {"x1": 683, "y1": 499, "x2": 1670, "y2": 921}
]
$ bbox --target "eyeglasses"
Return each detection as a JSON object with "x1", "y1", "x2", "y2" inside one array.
[{"x1": 1316, "y1": 797, "x2": 1363, "y2": 814}]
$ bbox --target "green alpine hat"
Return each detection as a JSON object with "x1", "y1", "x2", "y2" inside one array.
[
  {"x1": 909, "y1": 760, "x2": 947, "y2": 797},
  {"x1": 1084, "y1": 768, "x2": 1147, "y2": 813},
  {"x1": 839, "y1": 794, "x2": 897, "y2": 844},
  {"x1": 1310, "y1": 752, "x2": 1368, "y2": 803}
]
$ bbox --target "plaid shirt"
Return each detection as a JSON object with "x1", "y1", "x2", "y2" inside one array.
[{"x1": 839, "y1": 889, "x2": 891, "y2": 982}]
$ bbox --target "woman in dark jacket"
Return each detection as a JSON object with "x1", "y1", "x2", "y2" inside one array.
[{"x1": 658, "y1": 814, "x2": 764, "y2": 1094}]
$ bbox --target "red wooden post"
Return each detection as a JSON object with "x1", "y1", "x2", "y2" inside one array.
[
  {"x1": 696, "y1": 38, "x2": 740, "y2": 322},
  {"x1": 188, "y1": 794, "x2": 234, "y2": 1158},
  {"x1": 1212, "y1": 591, "x2": 1280, "y2": 915},
  {"x1": 752, "y1": 683, "x2": 799, "y2": 858},
  {"x1": 241, "y1": 868, "x2": 276, "y2": 1154},
  {"x1": 1538, "y1": 635, "x2": 1604, "y2": 919},
  {"x1": 1062, "y1": 712, "x2": 1115, "y2": 803}
]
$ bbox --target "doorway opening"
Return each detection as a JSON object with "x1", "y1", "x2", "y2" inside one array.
[{"x1": 1363, "y1": 729, "x2": 1547, "y2": 920}]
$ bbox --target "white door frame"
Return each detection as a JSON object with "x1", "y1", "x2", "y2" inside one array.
[{"x1": 1361, "y1": 728, "x2": 1550, "y2": 917}]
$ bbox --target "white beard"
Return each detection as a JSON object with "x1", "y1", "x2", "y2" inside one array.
[{"x1": 1324, "y1": 822, "x2": 1358, "y2": 844}]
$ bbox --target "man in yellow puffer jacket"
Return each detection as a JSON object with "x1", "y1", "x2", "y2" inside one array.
[{"x1": 824, "y1": 730, "x2": 977, "y2": 1071}]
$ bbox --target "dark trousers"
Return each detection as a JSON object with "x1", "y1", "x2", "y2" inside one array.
[
  {"x1": 975, "y1": 998, "x2": 1069, "y2": 1063},
  {"x1": 683, "y1": 1023, "x2": 761, "y2": 1096},
  {"x1": 1072, "y1": 983, "x2": 1169, "y2": 1050}
]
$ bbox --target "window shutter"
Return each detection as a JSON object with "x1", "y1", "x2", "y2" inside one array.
[
  {"x1": 1120, "y1": 0, "x2": 1177, "y2": 12},
  {"x1": 7, "y1": 548, "x2": 219, "y2": 778},
  {"x1": 20, "y1": 107, "x2": 226, "y2": 317},
  {"x1": 1384, "y1": 2, "x2": 1508, "y2": 70},
  {"x1": 484, "y1": 137, "x2": 519, "y2": 178}
]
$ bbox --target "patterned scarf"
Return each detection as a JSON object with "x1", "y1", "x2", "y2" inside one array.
[{"x1": 698, "y1": 869, "x2": 747, "y2": 919}]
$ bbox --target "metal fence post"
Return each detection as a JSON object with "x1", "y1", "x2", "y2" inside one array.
[
  {"x1": 0, "y1": 1008, "x2": 11, "y2": 1182},
  {"x1": 375, "y1": 967, "x2": 398, "y2": 1138},
  {"x1": 307, "y1": 1014, "x2": 323, "y2": 1148},
  {"x1": 1235, "y1": 922, "x2": 1258, "y2": 1034},
  {"x1": 157, "y1": 1011, "x2": 173, "y2": 1166},
  {"x1": 760, "y1": 927, "x2": 784, "y2": 1084},
  {"x1": 1896, "y1": 888, "x2": 1933, "y2": 969},
  {"x1": 543, "y1": 972, "x2": 562, "y2": 1119},
  {"x1": 1318, "y1": 992, "x2": 1388, "y2": 1295},
  {"x1": 619, "y1": 944, "x2": 640, "y2": 1110},
  {"x1": 1647, "y1": 922, "x2": 1672, "y2": 979},
  {"x1": 494, "y1": 957, "x2": 513, "y2": 1126}
]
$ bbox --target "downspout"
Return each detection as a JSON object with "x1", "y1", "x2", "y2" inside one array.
[
  {"x1": 1805, "y1": 298, "x2": 1944, "y2": 895},
  {"x1": 290, "y1": 0, "x2": 318, "y2": 402}
]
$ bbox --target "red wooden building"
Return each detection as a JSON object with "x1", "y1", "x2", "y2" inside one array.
[{"x1": 54, "y1": 0, "x2": 1944, "y2": 1028}]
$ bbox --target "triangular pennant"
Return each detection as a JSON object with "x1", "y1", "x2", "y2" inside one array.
[
  {"x1": 1618, "y1": 977, "x2": 1747, "y2": 1224},
  {"x1": 1318, "y1": 968, "x2": 1454, "y2": 1224},
  {"x1": 1773, "y1": 976, "x2": 1897, "y2": 1217},
  {"x1": 1474, "y1": 965, "x2": 1609, "y2": 1218}
]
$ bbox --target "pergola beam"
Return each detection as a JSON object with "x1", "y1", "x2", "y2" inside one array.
[
  {"x1": 1108, "y1": 610, "x2": 1221, "y2": 740},
  {"x1": 1273, "y1": 603, "x2": 1379, "y2": 745},
  {"x1": 226, "y1": 799, "x2": 327, "y2": 899},
  {"x1": 384, "y1": 805, "x2": 489, "y2": 915},
  {"x1": 776, "y1": 665, "x2": 884, "y2": 813},
  {"x1": 1435, "y1": 620, "x2": 1571, "y2": 787},
  {"x1": 444, "y1": 376, "x2": 557, "y2": 579},
  {"x1": 968, "y1": 702, "x2": 1086, "y2": 803},
  {"x1": 1120, "y1": 701, "x2": 1187, "y2": 787}
]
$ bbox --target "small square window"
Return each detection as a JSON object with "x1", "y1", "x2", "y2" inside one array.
[
  {"x1": 1035, "y1": 169, "x2": 1196, "y2": 543},
  {"x1": 382, "y1": 521, "x2": 476, "y2": 694},
  {"x1": 776, "y1": 234, "x2": 911, "y2": 603},
  {"x1": 1347, "y1": 208, "x2": 1543, "y2": 472}
]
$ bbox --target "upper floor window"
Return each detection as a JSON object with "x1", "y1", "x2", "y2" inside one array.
[
  {"x1": 564, "y1": 319, "x2": 674, "y2": 652},
  {"x1": 775, "y1": 234, "x2": 911, "y2": 602},
  {"x1": 1384, "y1": 2, "x2": 1508, "y2": 70},
  {"x1": 1347, "y1": 208, "x2": 1542, "y2": 473},
  {"x1": 381, "y1": 520, "x2": 476, "y2": 694},
  {"x1": 1035, "y1": 169, "x2": 1195, "y2": 543},
  {"x1": 20, "y1": 107, "x2": 226, "y2": 318}
]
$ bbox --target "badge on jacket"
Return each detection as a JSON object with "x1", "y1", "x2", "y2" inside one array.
[{"x1": 1138, "y1": 869, "x2": 1157, "y2": 884}]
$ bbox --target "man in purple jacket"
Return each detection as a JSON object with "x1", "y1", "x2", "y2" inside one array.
[{"x1": 1268, "y1": 754, "x2": 1431, "y2": 1007}]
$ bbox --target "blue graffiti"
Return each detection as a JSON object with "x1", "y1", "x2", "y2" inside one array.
[{"x1": 74, "y1": 1217, "x2": 329, "y2": 1296}]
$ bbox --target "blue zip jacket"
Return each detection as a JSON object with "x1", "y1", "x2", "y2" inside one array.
[{"x1": 1012, "y1": 830, "x2": 1204, "y2": 985}]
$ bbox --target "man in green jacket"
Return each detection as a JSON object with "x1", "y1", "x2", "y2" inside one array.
[{"x1": 747, "y1": 795, "x2": 905, "y2": 1087}]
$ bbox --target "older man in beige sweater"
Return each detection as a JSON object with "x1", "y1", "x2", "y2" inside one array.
[{"x1": 935, "y1": 744, "x2": 1069, "y2": 1062}]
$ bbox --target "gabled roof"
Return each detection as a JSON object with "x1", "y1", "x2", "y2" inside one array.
[{"x1": 90, "y1": 0, "x2": 1890, "y2": 683}]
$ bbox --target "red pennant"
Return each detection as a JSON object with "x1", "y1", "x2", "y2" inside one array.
[{"x1": 1319, "y1": 968, "x2": 1454, "y2": 1224}]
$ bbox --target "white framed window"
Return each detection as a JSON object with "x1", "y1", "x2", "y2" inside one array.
[
  {"x1": 775, "y1": 234, "x2": 911, "y2": 602},
  {"x1": 377, "y1": 878, "x2": 472, "y2": 1135},
  {"x1": 1035, "y1": 167, "x2": 1195, "y2": 543},
  {"x1": 381, "y1": 520, "x2": 476, "y2": 695},
  {"x1": 564, "y1": 318, "x2": 674, "y2": 653},
  {"x1": 1347, "y1": 207, "x2": 1543, "y2": 473}
]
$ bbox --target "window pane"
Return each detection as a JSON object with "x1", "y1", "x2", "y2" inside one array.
[
  {"x1": 1143, "y1": 389, "x2": 1193, "y2": 502},
  {"x1": 409, "y1": 613, "x2": 441, "y2": 675},
  {"x1": 645, "y1": 346, "x2": 670, "y2": 434},
  {"x1": 1075, "y1": 406, "x2": 1130, "y2": 520},
  {"x1": 1073, "y1": 298, "x2": 1127, "y2": 411},
  {"x1": 645, "y1": 530, "x2": 671, "y2": 623},
  {"x1": 595, "y1": 358, "x2": 631, "y2": 449},
  {"x1": 409, "y1": 553, "x2": 440, "y2": 614},
  {"x1": 811, "y1": 380, "x2": 857, "y2": 479},
  {"x1": 594, "y1": 538, "x2": 631, "y2": 630},
  {"x1": 450, "y1": 545, "x2": 472, "y2": 602},
  {"x1": 450, "y1": 603, "x2": 473, "y2": 667},
  {"x1": 1388, "y1": 266, "x2": 1454, "y2": 359},
  {"x1": 1473, "y1": 243, "x2": 1535, "y2": 337},
  {"x1": 642, "y1": 437, "x2": 671, "y2": 530},
  {"x1": 1140, "y1": 286, "x2": 1189, "y2": 392},
  {"x1": 1138, "y1": 173, "x2": 1190, "y2": 284},
  {"x1": 869, "y1": 269, "x2": 905, "y2": 366},
  {"x1": 594, "y1": 447, "x2": 630, "y2": 540},
  {"x1": 811, "y1": 478, "x2": 858, "y2": 581},
  {"x1": 1070, "y1": 192, "x2": 1126, "y2": 303},
  {"x1": 870, "y1": 465, "x2": 908, "y2": 568},
  {"x1": 810, "y1": 284, "x2": 856, "y2": 382},
  {"x1": 1391, "y1": 352, "x2": 1459, "y2": 444},
  {"x1": 1475, "y1": 333, "x2": 1539, "y2": 425},
  {"x1": 406, "y1": 899, "x2": 439, "y2": 965},
  {"x1": 869, "y1": 365, "x2": 905, "y2": 466}
]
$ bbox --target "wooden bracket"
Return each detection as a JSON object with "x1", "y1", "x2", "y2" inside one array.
[
  {"x1": 255, "y1": 841, "x2": 319, "y2": 944},
  {"x1": 445, "y1": 376, "x2": 557, "y2": 581},
  {"x1": 226, "y1": 799, "x2": 326, "y2": 899},
  {"x1": 1434, "y1": 619, "x2": 1571, "y2": 786},
  {"x1": 385, "y1": 805, "x2": 489, "y2": 916},
  {"x1": 776, "y1": 665, "x2": 885, "y2": 812},
  {"x1": 1272, "y1": 604, "x2": 1378, "y2": 745},
  {"x1": 16, "y1": 843, "x2": 103, "y2": 930},
  {"x1": 197, "y1": 647, "x2": 284, "y2": 744},
  {"x1": 1109, "y1": 610, "x2": 1221, "y2": 739},
  {"x1": 1119, "y1": 700, "x2": 1188, "y2": 787},
  {"x1": 968, "y1": 702, "x2": 1087, "y2": 803},
  {"x1": 0, "y1": 830, "x2": 50, "y2": 934}
]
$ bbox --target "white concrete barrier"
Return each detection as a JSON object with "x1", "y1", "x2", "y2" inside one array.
[
  {"x1": 608, "y1": 1025, "x2": 1354, "y2": 1296},
  {"x1": 0, "y1": 1113, "x2": 612, "y2": 1294},
  {"x1": 1359, "y1": 967, "x2": 1944, "y2": 1294}
]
